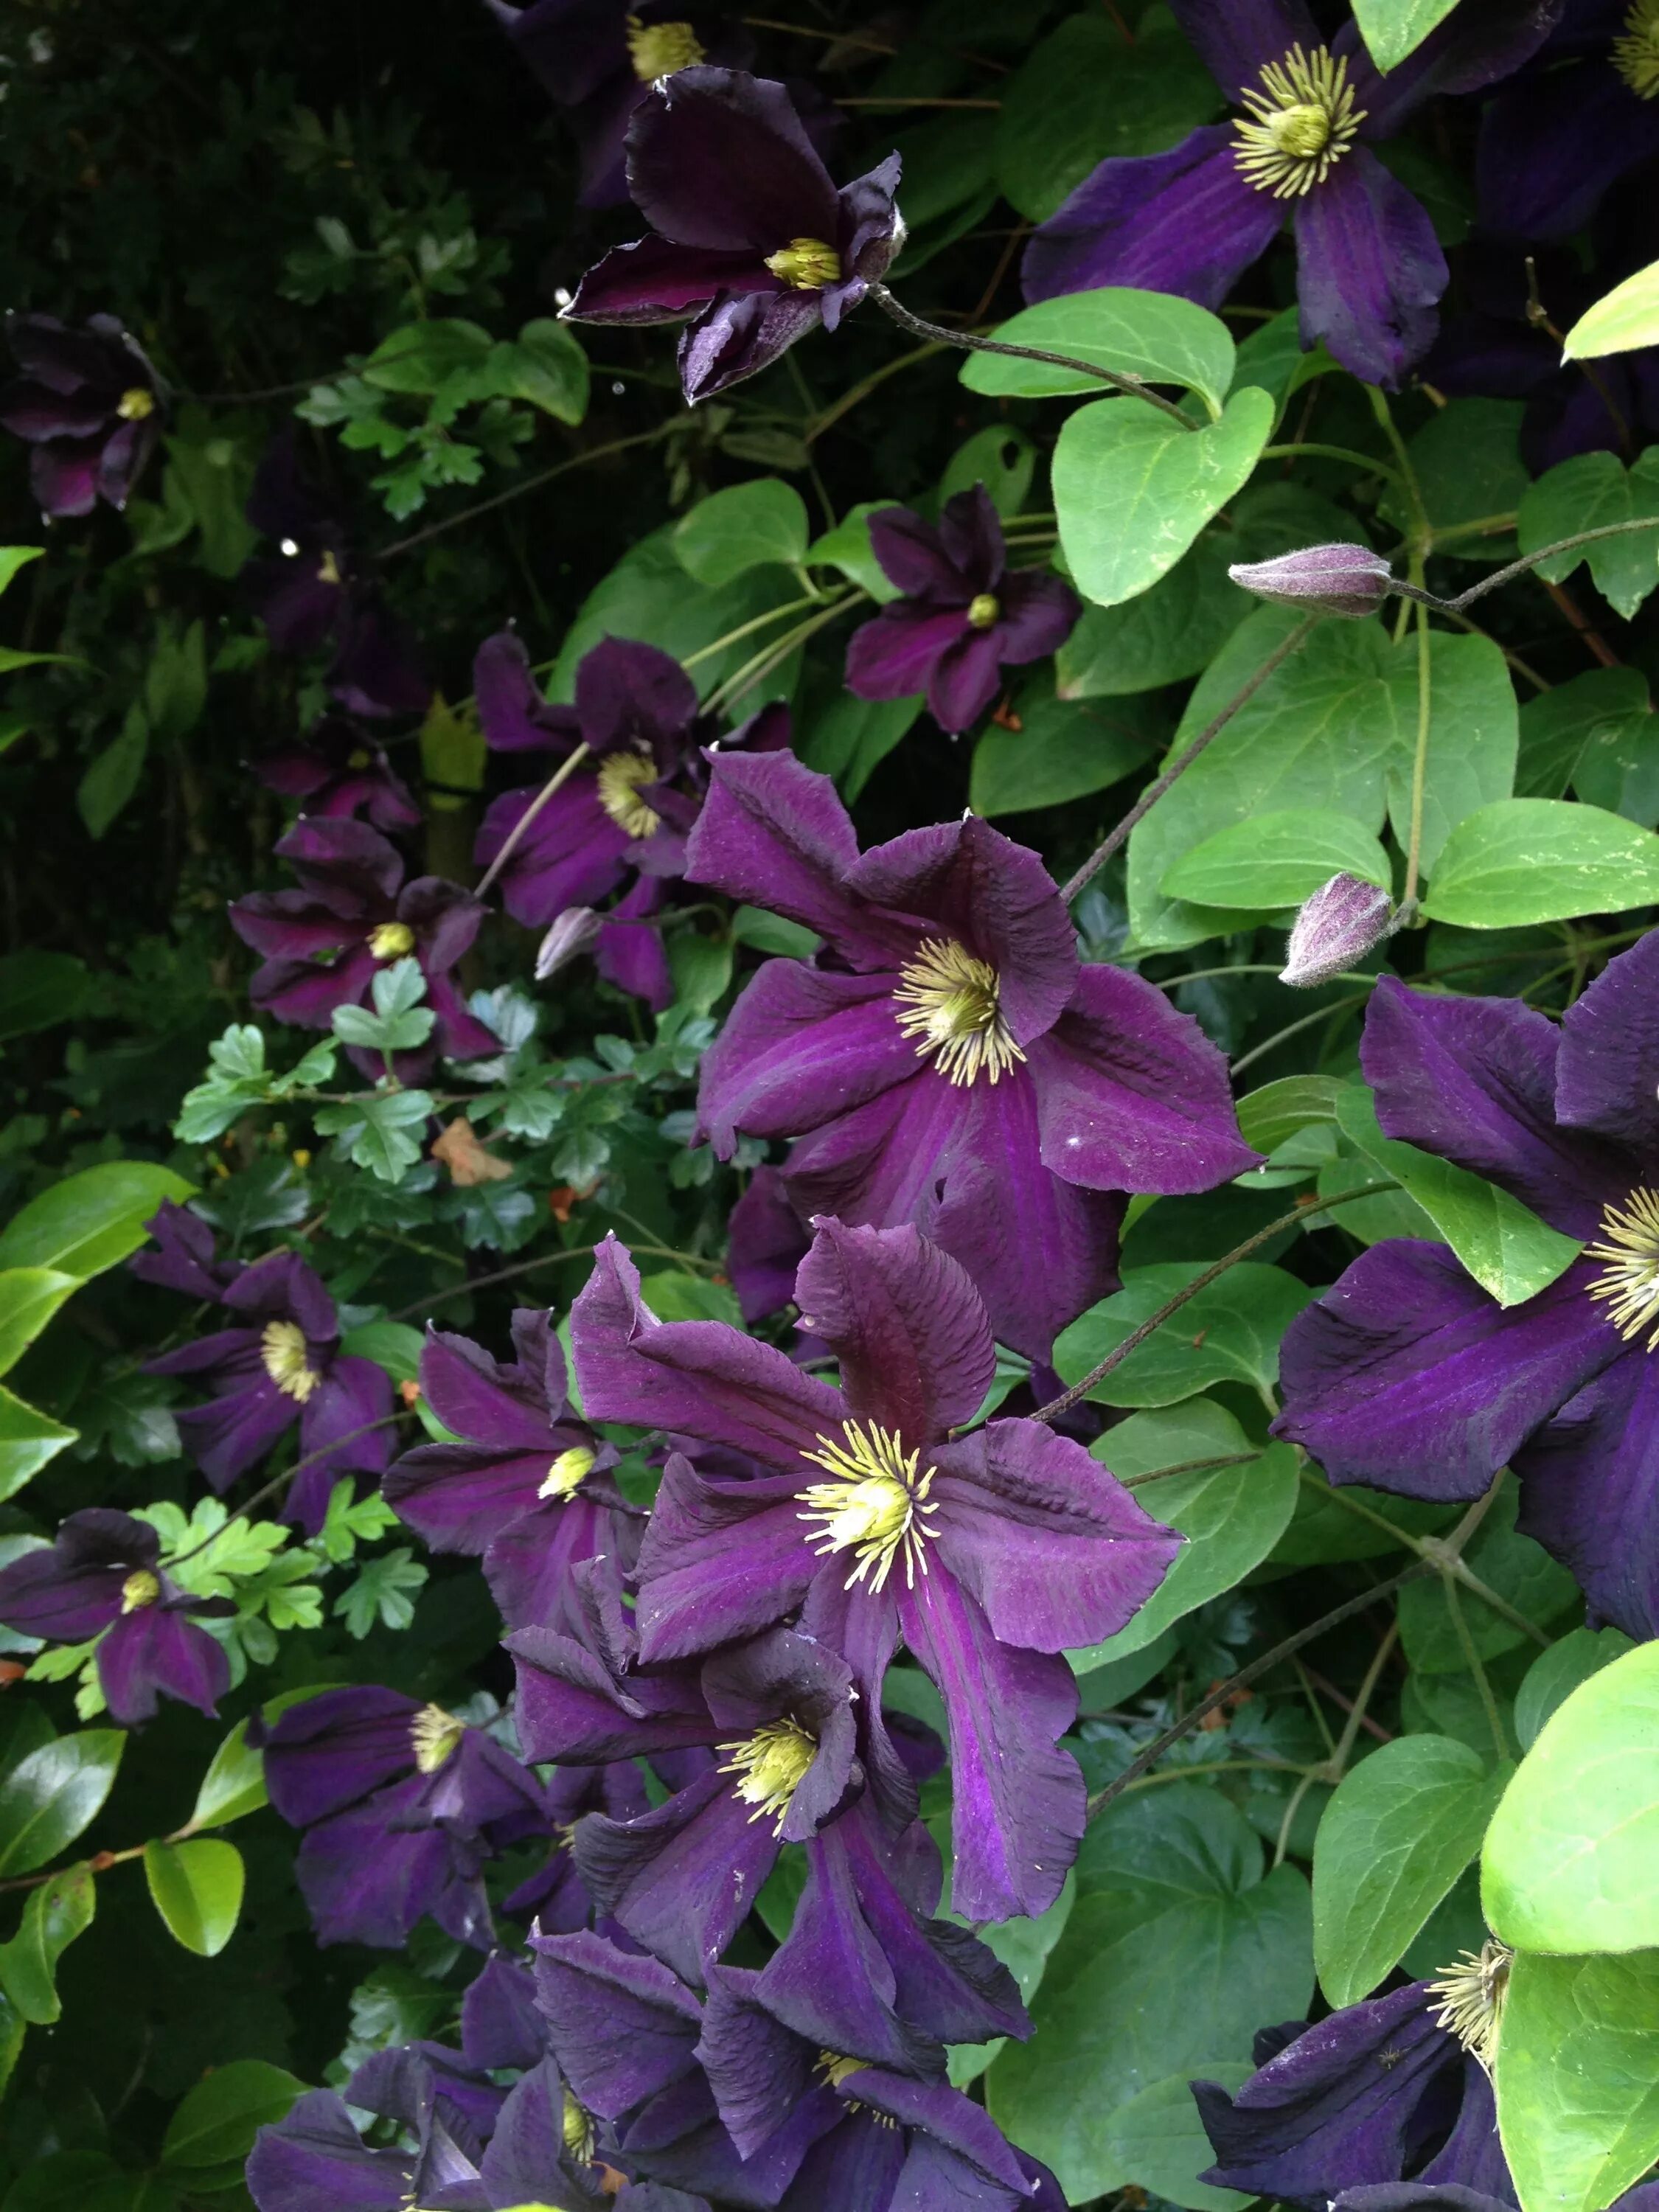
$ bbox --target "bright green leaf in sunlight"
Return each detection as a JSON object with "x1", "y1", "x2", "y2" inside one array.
[
  {"x1": 1495, "y1": 1950, "x2": 1659, "y2": 2212},
  {"x1": 1564, "y1": 256, "x2": 1659, "y2": 359},
  {"x1": 143, "y1": 1837, "x2": 245, "y2": 1956}
]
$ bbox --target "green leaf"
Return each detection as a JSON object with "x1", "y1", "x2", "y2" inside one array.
[
  {"x1": 939, "y1": 425, "x2": 1037, "y2": 518},
  {"x1": 970, "y1": 684, "x2": 1161, "y2": 818},
  {"x1": 1564, "y1": 254, "x2": 1659, "y2": 359},
  {"x1": 1235, "y1": 1076, "x2": 1351, "y2": 1155},
  {"x1": 1334, "y1": 1088, "x2": 1581, "y2": 1307},
  {"x1": 961, "y1": 288, "x2": 1234, "y2": 415},
  {"x1": 1514, "y1": 1627, "x2": 1634, "y2": 1753},
  {"x1": 1352, "y1": 0, "x2": 1462, "y2": 71},
  {"x1": 1161, "y1": 807, "x2": 1392, "y2": 909},
  {"x1": 730, "y1": 906, "x2": 819, "y2": 959},
  {"x1": 1517, "y1": 450, "x2": 1659, "y2": 618},
  {"x1": 334, "y1": 1547, "x2": 427, "y2": 1636},
  {"x1": 667, "y1": 931, "x2": 733, "y2": 1018},
  {"x1": 948, "y1": 1876, "x2": 1075, "y2": 2087},
  {"x1": 494, "y1": 318, "x2": 588, "y2": 423},
  {"x1": 1100, "y1": 2069, "x2": 1253, "y2": 2211},
  {"x1": 361, "y1": 318, "x2": 493, "y2": 394},
  {"x1": 77, "y1": 703, "x2": 149, "y2": 840},
  {"x1": 0, "y1": 1270, "x2": 80, "y2": 1378},
  {"x1": 1495, "y1": 1950, "x2": 1659, "y2": 2212},
  {"x1": 0, "y1": 549, "x2": 43, "y2": 597},
  {"x1": 0, "y1": 1731, "x2": 123, "y2": 1878},
  {"x1": 1421, "y1": 799, "x2": 1659, "y2": 927},
  {"x1": 801, "y1": 692, "x2": 919, "y2": 804},
  {"x1": 1515, "y1": 667, "x2": 1652, "y2": 804},
  {"x1": 188, "y1": 1687, "x2": 340, "y2": 1832},
  {"x1": 1, "y1": 2150, "x2": 131, "y2": 2212},
  {"x1": 673, "y1": 481, "x2": 810, "y2": 587},
  {"x1": 315, "y1": 1088, "x2": 434, "y2": 1181},
  {"x1": 338, "y1": 1318, "x2": 425, "y2": 1384},
  {"x1": 1054, "y1": 387, "x2": 1275, "y2": 609},
  {"x1": 1483, "y1": 1640, "x2": 1659, "y2": 1952},
  {"x1": 0, "y1": 1161, "x2": 195, "y2": 1279},
  {"x1": 0, "y1": 1861, "x2": 94, "y2": 2024},
  {"x1": 143, "y1": 1837, "x2": 245, "y2": 1956},
  {"x1": 804, "y1": 502, "x2": 904, "y2": 602},
  {"x1": 1068, "y1": 1400, "x2": 1298, "y2": 1668},
  {"x1": 1382, "y1": 630, "x2": 1519, "y2": 879},
  {"x1": 145, "y1": 618, "x2": 207, "y2": 743},
  {"x1": 161, "y1": 2057, "x2": 308, "y2": 2169},
  {"x1": 0, "y1": 952, "x2": 92, "y2": 1042},
  {"x1": 0, "y1": 1384, "x2": 78, "y2": 1503},
  {"x1": 1400, "y1": 1479, "x2": 1578, "y2": 1675},
  {"x1": 1313, "y1": 1736, "x2": 1504, "y2": 2008},
  {"x1": 638, "y1": 1272, "x2": 742, "y2": 1325},
  {"x1": 1052, "y1": 1262, "x2": 1315, "y2": 1409}
]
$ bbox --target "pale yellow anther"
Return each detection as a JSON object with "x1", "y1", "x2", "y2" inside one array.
[
  {"x1": 718, "y1": 1717, "x2": 818, "y2": 1832},
  {"x1": 966, "y1": 592, "x2": 1001, "y2": 629},
  {"x1": 367, "y1": 920, "x2": 416, "y2": 961},
  {"x1": 625, "y1": 15, "x2": 705, "y2": 80},
  {"x1": 1234, "y1": 44, "x2": 1364, "y2": 198},
  {"x1": 893, "y1": 937, "x2": 1024, "y2": 1088},
  {"x1": 121, "y1": 1568, "x2": 161, "y2": 1613},
  {"x1": 116, "y1": 386, "x2": 155, "y2": 421},
  {"x1": 409, "y1": 1703, "x2": 466, "y2": 1774},
  {"x1": 261, "y1": 1318, "x2": 319, "y2": 1403},
  {"x1": 764, "y1": 237, "x2": 842, "y2": 291},
  {"x1": 596, "y1": 748, "x2": 661, "y2": 839},
  {"x1": 540, "y1": 1445, "x2": 596, "y2": 1500},
  {"x1": 1615, "y1": 0, "x2": 1659, "y2": 97},
  {"x1": 796, "y1": 1420, "x2": 939, "y2": 1593}
]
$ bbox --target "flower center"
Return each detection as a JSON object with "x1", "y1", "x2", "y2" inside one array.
[
  {"x1": 317, "y1": 547, "x2": 344, "y2": 586},
  {"x1": 366, "y1": 919, "x2": 416, "y2": 961},
  {"x1": 116, "y1": 385, "x2": 155, "y2": 421},
  {"x1": 120, "y1": 1568, "x2": 161, "y2": 1612},
  {"x1": 596, "y1": 748, "x2": 662, "y2": 838},
  {"x1": 563, "y1": 2087, "x2": 596, "y2": 2164},
  {"x1": 796, "y1": 1420, "x2": 939, "y2": 1594},
  {"x1": 625, "y1": 14, "x2": 706, "y2": 80},
  {"x1": 763, "y1": 237, "x2": 843, "y2": 291},
  {"x1": 260, "y1": 1318, "x2": 319, "y2": 1402},
  {"x1": 1615, "y1": 0, "x2": 1659, "y2": 95},
  {"x1": 815, "y1": 2050, "x2": 892, "y2": 2123},
  {"x1": 1235, "y1": 45, "x2": 1365, "y2": 197},
  {"x1": 409, "y1": 1703, "x2": 466, "y2": 1774},
  {"x1": 719, "y1": 1716, "x2": 818, "y2": 1832},
  {"x1": 1427, "y1": 1938, "x2": 1512, "y2": 2074},
  {"x1": 893, "y1": 937, "x2": 1025, "y2": 1088},
  {"x1": 966, "y1": 592, "x2": 1000, "y2": 629},
  {"x1": 1586, "y1": 1186, "x2": 1659, "y2": 1350},
  {"x1": 540, "y1": 1444, "x2": 595, "y2": 1500}
]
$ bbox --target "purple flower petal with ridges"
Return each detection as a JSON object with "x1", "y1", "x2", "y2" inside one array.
[
  {"x1": 1513, "y1": 1353, "x2": 1659, "y2": 1639},
  {"x1": 1290, "y1": 147, "x2": 1448, "y2": 392},
  {"x1": 1555, "y1": 924, "x2": 1659, "y2": 1157}
]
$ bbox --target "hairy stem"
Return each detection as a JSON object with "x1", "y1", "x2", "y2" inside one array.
[{"x1": 474, "y1": 743, "x2": 591, "y2": 899}]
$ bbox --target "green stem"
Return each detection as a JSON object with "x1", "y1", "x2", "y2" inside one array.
[
  {"x1": 704, "y1": 597, "x2": 860, "y2": 714},
  {"x1": 1261, "y1": 442, "x2": 1399, "y2": 479},
  {"x1": 1400, "y1": 597, "x2": 1433, "y2": 912},
  {"x1": 387, "y1": 1239, "x2": 718, "y2": 1322},
  {"x1": 1230, "y1": 991, "x2": 1372, "y2": 1079},
  {"x1": 681, "y1": 592, "x2": 836, "y2": 670},
  {"x1": 378, "y1": 428, "x2": 673, "y2": 563},
  {"x1": 475, "y1": 742, "x2": 591, "y2": 899},
  {"x1": 1443, "y1": 1576, "x2": 1512, "y2": 1765},
  {"x1": 1443, "y1": 514, "x2": 1659, "y2": 611}
]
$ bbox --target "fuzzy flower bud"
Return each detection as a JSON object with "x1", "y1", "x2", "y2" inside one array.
[
  {"x1": 535, "y1": 905, "x2": 605, "y2": 983},
  {"x1": 1280, "y1": 872, "x2": 1394, "y2": 988},
  {"x1": 1229, "y1": 542, "x2": 1395, "y2": 619}
]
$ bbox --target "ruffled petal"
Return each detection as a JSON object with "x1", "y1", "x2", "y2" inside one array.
[
  {"x1": 695, "y1": 965, "x2": 918, "y2": 1155},
  {"x1": 1514, "y1": 1350, "x2": 1659, "y2": 1641},
  {"x1": 531, "y1": 1928, "x2": 704, "y2": 2119},
  {"x1": 678, "y1": 289, "x2": 824, "y2": 404}
]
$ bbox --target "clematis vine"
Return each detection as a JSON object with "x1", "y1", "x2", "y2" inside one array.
[
  {"x1": 562, "y1": 67, "x2": 901, "y2": 401},
  {"x1": 0, "y1": 310, "x2": 162, "y2": 517},
  {"x1": 844, "y1": 486, "x2": 1081, "y2": 734},
  {"x1": 684, "y1": 747, "x2": 1257, "y2": 1358},
  {"x1": 569, "y1": 1220, "x2": 1180, "y2": 1920},
  {"x1": 1020, "y1": 0, "x2": 1562, "y2": 386}
]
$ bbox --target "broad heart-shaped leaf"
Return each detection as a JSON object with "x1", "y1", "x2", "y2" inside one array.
[
  {"x1": 961, "y1": 287, "x2": 1235, "y2": 414},
  {"x1": 939, "y1": 424, "x2": 1037, "y2": 518},
  {"x1": 0, "y1": 1161, "x2": 195, "y2": 1281},
  {"x1": 1495, "y1": 1950, "x2": 1659, "y2": 2212},
  {"x1": 0, "y1": 1731, "x2": 123, "y2": 1878},
  {"x1": 1335, "y1": 1087, "x2": 1582, "y2": 1307},
  {"x1": 1313, "y1": 1736, "x2": 1505, "y2": 2009},
  {"x1": 987, "y1": 1783, "x2": 1312, "y2": 2203},
  {"x1": 1235, "y1": 1075, "x2": 1352, "y2": 1155},
  {"x1": 1161, "y1": 807, "x2": 1392, "y2": 908},
  {"x1": 1069, "y1": 1399, "x2": 1298, "y2": 1669},
  {"x1": 0, "y1": 1384, "x2": 77, "y2": 1504},
  {"x1": 0, "y1": 952, "x2": 91, "y2": 1043},
  {"x1": 802, "y1": 692, "x2": 920, "y2": 804},
  {"x1": 1382, "y1": 630, "x2": 1519, "y2": 879},
  {"x1": 1352, "y1": 0, "x2": 1461, "y2": 70},
  {"x1": 161, "y1": 2057, "x2": 307, "y2": 2170},
  {"x1": 804, "y1": 501, "x2": 904, "y2": 601},
  {"x1": 0, "y1": 1862, "x2": 94, "y2": 2025},
  {"x1": 0, "y1": 1270, "x2": 78, "y2": 1380},
  {"x1": 1565, "y1": 255, "x2": 1659, "y2": 360},
  {"x1": 1055, "y1": 387, "x2": 1275, "y2": 610},
  {"x1": 948, "y1": 1874, "x2": 1075, "y2": 2088},
  {"x1": 1422, "y1": 799, "x2": 1659, "y2": 928},
  {"x1": 970, "y1": 682, "x2": 1161, "y2": 818},
  {"x1": 1514, "y1": 1627, "x2": 1633, "y2": 1753},
  {"x1": 144, "y1": 1837, "x2": 245, "y2": 1956},
  {"x1": 1051, "y1": 1262, "x2": 1315, "y2": 1409},
  {"x1": 1517, "y1": 450, "x2": 1659, "y2": 618},
  {"x1": 1516, "y1": 667, "x2": 1652, "y2": 804},
  {"x1": 672, "y1": 479, "x2": 810, "y2": 588},
  {"x1": 338, "y1": 1318, "x2": 425, "y2": 1385},
  {"x1": 1102, "y1": 2068, "x2": 1253, "y2": 2212},
  {"x1": 1483, "y1": 1641, "x2": 1659, "y2": 1952}
]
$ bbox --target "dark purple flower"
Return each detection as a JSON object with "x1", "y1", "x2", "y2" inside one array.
[
  {"x1": 1021, "y1": 1, "x2": 1562, "y2": 387},
  {"x1": 128, "y1": 1198, "x2": 246, "y2": 1301},
  {"x1": 256, "y1": 711, "x2": 422, "y2": 834},
  {"x1": 726, "y1": 1166, "x2": 811, "y2": 1326},
  {"x1": 257, "y1": 1684, "x2": 549, "y2": 1949},
  {"x1": 504, "y1": 1757, "x2": 651, "y2": 1930},
  {"x1": 0, "y1": 310, "x2": 162, "y2": 517},
  {"x1": 1229, "y1": 541, "x2": 1397, "y2": 618},
  {"x1": 1477, "y1": 0, "x2": 1659, "y2": 240},
  {"x1": 0, "y1": 1509, "x2": 231, "y2": 1728},
  {"x1": 1272, "y1": 928, "x2": 1659, "y2": 1641},
  {"x1": 563, "y1": 68, "x2": 902, "y2": 402},
  {"x1": 383, "y1": 1309, "x2": 641, "y2": 1633},
  {"x1": 844, "y1": 488, "x2": 1081, "y2": 735},
  {"x1": 229, "y1": 815, "x2": 496, "y2": 1074},
  {"x1": 684, "y1": 748, "x2": 1258, "y2": 1359},
  {"x1": 145, "y1": 1248, "x2": 394, "y2": 1530},
  {"x1": 1280, "y1": 872, "x2": 1395, "y2": 987},
  {"x1": 569, "y1": 1221, "x2": 1180, "y2": 1921}
]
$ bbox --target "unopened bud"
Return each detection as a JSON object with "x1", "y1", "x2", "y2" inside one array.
[
  {"x1": 1229, "y1": 542, "x2": 1395, "y2": 619},
  {"x1": 535, "y1": 905, "x2": 604, "y2": 982},
  {"x1": 1280, "y1": 873, "x2": 1394, "y2": 989}
]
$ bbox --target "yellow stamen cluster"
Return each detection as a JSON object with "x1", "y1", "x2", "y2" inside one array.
[
  {"x1": 562, "y1": 2087, "x2": 596, "y2": 2164},
  {"x1": 815, "y1": 2050, "x2": 892, "y2": 2124},
  {"x1": 763, "y1": 237, "x2": 842, "y2": 291},
  {"x1": 409, "y1": 1703, "x2": 466, "y2": 1774},
  {"x1": 1235, "y1": 45, "x2": 1365, "y2": 198},
  {"x1": 625, "y1": 14, "x2": 705, "y2": 80},
  {"x1": 1427, "y1": 1938, "x2": 1512, "y2": 2073},
  {"x1": 540, "y1": 1444, "x2": 597, "y2": 1500},
  {"x1": 894, "y1": 937, "x2": 1024, "y2": 1088},
  {"x1": 1586, "y1": 1186, "x2": 1659, "y2": 1350},
  {"x1": 121, "y1": 1568, "x2": 161, "y2": 1612},
  {"x1": 260, "y1": 1318, "x2": 320, "y2": 1403},
  {"x1": 966, "y1": 592, "x2": 1001, "y2": 630},
  {"x1": 1615, "y1": 0, "x2": 1659, "y2": 97},
  {"x1": 367, "y1": 919, "x2": 416, "y2": 961},
  {"x1": 596, "y1": 748, "x2": 662, "y2": 839},
  {"x1": 796, "y1": 1420, "x2": 939, "y2": 1593},
  {"x1": 719, "y1": 1716, "x2": 818, "y2": 1832},
  {"x1": 116, "y1": 386, "x2": 155, "y2": 421}
]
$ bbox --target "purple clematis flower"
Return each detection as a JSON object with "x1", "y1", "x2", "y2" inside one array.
[
  {"x1": 1477, "y1": 0, "x2": 1659, "y2": 240},
  {"x1": 383, "y1": 1309, "x2": 641, "y2": 1634},
  {"x1": 145, "y1": 1248, "x2": 394, "y2": 1531},
  {"x1": 844, "y1": 487, "x2": 1081, "y2": 735},
  {"x1": 504, "y1": 1757, "x2": 652, "y2": 1930},
  {"x1": 0, "y1": 310, "x2": 162, "y2": 517},
  {"x1": 0, "y1": 1509, "x2": 232, "y2": 1728},
  {"x1": 684, "y1": 747, "x2": 1257, "y2": 1359},
  {"x1": 1273, "y1": 928, "x2": 1659, "y2": 1642},
  {"x1": 726, "y1": 1165, "x2": 811, "y2": 1327},
  {"x1": 1021, "y1": 0, "x2": 1562, "y2": 387},
  {"x1": 568, "y1": 1221, "x2": 1181, "y2": 1921},
  {"x1": 562, "y1": 68, "x2": 902, "y2": 402},
  {"x1": 229, "y1": 816, "x2": 496, "y2": 1074},
  {"x1": 257, "y1": 1685, "x2": 549, "y2": 1950},
  {"x1": 129, "y1": 1198, "x2": 245, "y2": 1301},
  {"x1": 255, "y1": 710, "x2": 422, "y2": 835}
]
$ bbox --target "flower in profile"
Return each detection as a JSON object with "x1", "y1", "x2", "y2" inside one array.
[
  {"x1": 0, "y1": 1509, "x2": 232, "y2": 1728},
  {"x1": 1273, "y1": 928, "x2": 1659, "y2": 1641},
  {"x1": 254, "y1": 709, "x2": 421, "y2": 834},
  {"x1": 1020, "y1": 1, "x2": 1559, "y2": 387},
  {"x1": 571, "y1": 1222, "x2": 1180, "y2": 1921},
  {"x1": 1228, "y1": 541, "x2": 1395, "y2": 619},
  {"x1": 1280, "y1": 872, "x2": 1394, "y2": 988},
  {"x1": 1477, "y1": 3, "x2": 1659, "y2": 241},
  {"x1": 383, "y1": 1309, "x2": 640, "y2": 1633},
  {"x1": 128, "y1": 1197, "x2": 245, "y2": 1301},
  {"x1": 0, "y1": 310, "x2": 162, "y2": 517},
  {"x1": 145, "y1": 1248, "x2": 394, "y2": 1530},
  {"x1": 563, "y1": 68, "x2": 902, "y2": 402},
  {"x1": 845, "y1": 487, "x2": 1081, "y2": 734},
  {"x1": 229, "y1": 815, "x2": 496, "y2": 1073},
  {"x1": 257, "y1": 1685, "x2": 550, "y2": 1948},
  {"x1": 684, "y1": 748, "x2": 1257, "y2": 1358}
]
